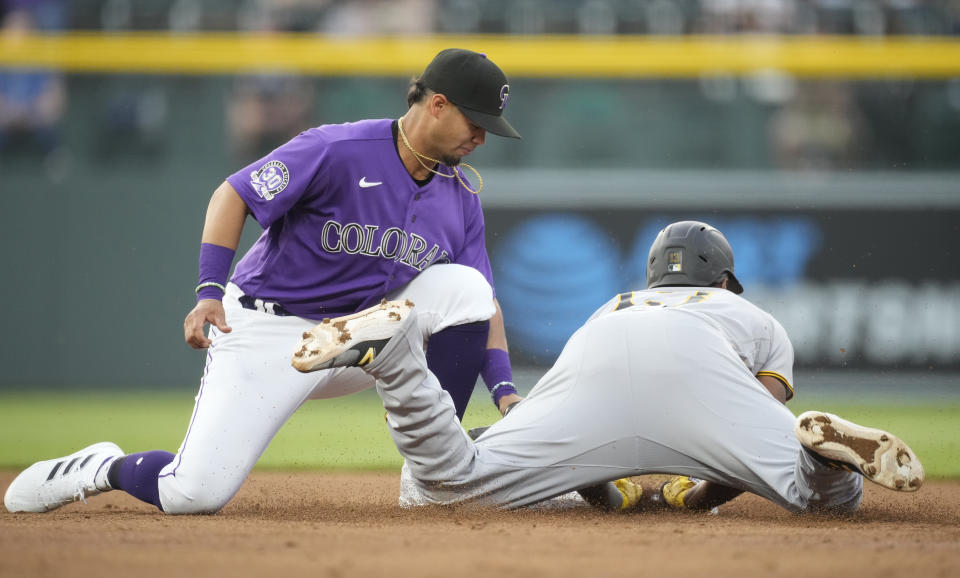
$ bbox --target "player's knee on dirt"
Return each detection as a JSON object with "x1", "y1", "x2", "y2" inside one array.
[{"x1": 157, "y1": 474, "x2": 243, "y2": 515}]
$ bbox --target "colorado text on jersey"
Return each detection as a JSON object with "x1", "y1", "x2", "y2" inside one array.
[{"x1": 321, "y1": 219, "x2": 451, "y2": 272}]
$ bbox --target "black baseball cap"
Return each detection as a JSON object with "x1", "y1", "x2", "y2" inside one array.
[{"x1": 420, "y1": 48, "x2": 521, "y2": 139}]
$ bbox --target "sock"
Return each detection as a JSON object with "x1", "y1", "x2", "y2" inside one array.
[
  {"x1": 93, "y1": 457, "x2": 119, "y2": 491},
  {"x1": 425, "y1": 320, "x2": 489, "y2": 420},
  {"x1": 107, "y1": 450, "x2": 176, "y2": 510}
]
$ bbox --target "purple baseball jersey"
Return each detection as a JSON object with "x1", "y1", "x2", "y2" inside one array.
[{"x1": 226, "y1": 119, "x2": 495, "y2": 320}]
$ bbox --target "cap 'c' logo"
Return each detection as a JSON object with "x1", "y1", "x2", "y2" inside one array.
[{"x1": 499, "y1": 84, "x2": 510, "y2": 110}]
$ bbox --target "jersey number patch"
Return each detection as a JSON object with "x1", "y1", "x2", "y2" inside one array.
[{"x1": 250, "y1": 160, "x2": 290, "y2": 201}]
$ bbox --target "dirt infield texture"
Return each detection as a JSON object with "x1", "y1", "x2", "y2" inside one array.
[{"x1": 2, "y1": 471, "x2": 958, "y2": 578}]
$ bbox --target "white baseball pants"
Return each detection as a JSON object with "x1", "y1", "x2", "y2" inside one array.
[{"x1": 157, "y1": 264, "x2": 495, "y2": 514}]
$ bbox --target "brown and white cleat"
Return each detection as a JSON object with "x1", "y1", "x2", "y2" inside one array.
[
  {"x1": 794, "y1": 411, "x2": 924, "y2": 492},
  {"x1": 291, "y1": 299, "x2": 414, "y2": 373}
]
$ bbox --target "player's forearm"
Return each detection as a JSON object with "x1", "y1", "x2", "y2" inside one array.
[
  {"x1": 486, "y1": 299, "x2": 508, "y2": 351},
  {"x1": 201, "y1": 181, "x2": 249, "y2": 249},
  {"x1": 757, "y1": 374, "x2": 788, "y2": 405},
  {"x1": 482, "y1": 299, "x2": 520, "y2": 414},
  {"x1": 488, "y1": 300, "x2": 519, "y2": 414}
]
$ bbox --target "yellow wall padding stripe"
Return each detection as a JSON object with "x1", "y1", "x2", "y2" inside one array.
[{"x1": 2, "y1": 33, "x2": 960, "y2": 78}]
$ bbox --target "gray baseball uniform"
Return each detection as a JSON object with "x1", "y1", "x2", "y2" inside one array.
[{"x1": 367, "y1": 286, "x2": 863, "y2": 513}]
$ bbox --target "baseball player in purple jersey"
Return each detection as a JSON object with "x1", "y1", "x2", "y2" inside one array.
[
  {"x1": 288, "y1": 221, "x2": 924, "y2": 514},
  {"x1": 5, "y1": 49, "x2": 525, "y2": 514}
]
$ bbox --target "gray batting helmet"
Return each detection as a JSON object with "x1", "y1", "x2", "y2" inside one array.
[{"x1": 646, "y1": 221, "x2": 744, "y2": 294}]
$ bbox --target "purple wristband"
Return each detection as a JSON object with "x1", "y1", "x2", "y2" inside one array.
[
  {"x1": 197, "y1": 242, "x2": 235, "y2": 301},
  {"x1": 482, "y1": 348, "x2": 517, "y2": 406},
  {"x1": 491, "y1": 382, "x2": 518, "y2": 407}
]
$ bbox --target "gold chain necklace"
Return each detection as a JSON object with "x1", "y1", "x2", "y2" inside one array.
[{"x1": 397, "y1": 117, "x2": 483, "y2": 195}]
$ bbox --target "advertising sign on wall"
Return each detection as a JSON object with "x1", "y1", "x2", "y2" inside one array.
[{"x1": 487, "y1": 209, "x2": 960, "y2": 369}]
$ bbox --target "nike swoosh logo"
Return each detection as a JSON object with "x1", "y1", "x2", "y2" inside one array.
[{"x1": 359, "y1": 177, "x2": 383, "y2": 188}]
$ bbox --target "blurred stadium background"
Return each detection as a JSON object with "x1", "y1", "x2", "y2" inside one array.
[{"x1": 1, "y1": 0, "x2": 957, "y2": 417}]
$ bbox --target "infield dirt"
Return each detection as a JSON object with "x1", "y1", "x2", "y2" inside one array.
[{"x1": 1, "y1": 471, "x2": 957, "y2": 578}]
